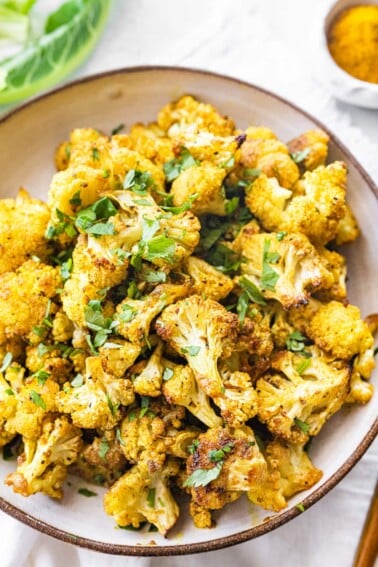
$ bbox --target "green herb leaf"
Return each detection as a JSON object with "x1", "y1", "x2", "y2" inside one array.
[
  {"x1": 276, "y1": 231, "x2": 287, "y2": 241},
  {"x1": 92, "y1": 147, "x2": 100, "y2": 161},
  {"x1": 182, "y1": 346, "x2": 201, "y2": 357},
  {"x1": 30, "y1": 390, "x2": 46, "y2": 410},
  {"x1": 221, "y1": 155, "x2": 235, "y2": 169},
  {"x1": 140, "y1": 396, "x2": 150, "y2": 417},
  {"x1": 0, "y1": 0, "x2": 111, "y2": 105},
  {"x1": 225, "y1": 196, "x2": 239, "y2": 215},
  {"x1": 163, "y1": 148, "x2": 199, "y2": 182},
  {"x1": 78, "y1": 487, "x2": 97, "y2": 498},
  {"x1": 261, "y1": 239, "x2": 280, "y2": 291},
  {"x1": 296, "y1": 503, "x2": 305, "y2": 512},
  {"x1": 183, "y1": 462, "x2": 223, "y2": 488},
  {"x1": 188, "y1": 439, "x2": 199, "y2": 455},
  {"x1": 116, "y1": 427, "x2": 125, "y2": 446},
  {"x1": 290, "y1": 148, "x2": 311, "y2": 164},
  {"x1": 61, "y1": 258, "x2": 73, "y2": 281},
  {"x1": 98, "y1": 438, "x2": 109, "y2": 460},
  {"x1": 236, "y1": 290, "x2": 249, "y2": 325},
  {"x1": 161, "y1": 193, "x2": 198, "y2": 214},
  {"x1": 296, "y1": 358, "x2": 312, "y2": 375},
  {"x1": 239, "y1": 276, "x2": 266, "y2": 306},
  {"x1": 144, "y1": 235, "x2": 176, "y2": 263},
  {"x1": 163, "y1": 367, "x2": 174, "y2": 381},
  {"x1": 71, "y1": 373, "x2": 84, "y2": 388},
  {"x1": 123, "y1": 169, "x2": 154, "y2": 195},
  {"x1": 209, "y1": 442, "x2": 234, "y2": 462},
  {"x1": 147, "y1": 487, "x2": 156, "y2": 508},
  {"x1": 106, "y1": 393, "x2": 119, "y2": 416},
  {"x1": 75, "y1": 197, "x2": 117, "y2": 235},
  {"x1": 286, "y1": 331, "x2": 308, "y2": 353},
  {"x1": 294, "y1": 417, "x2": 310, "y2": 434},
  {"x1": 111, "y1": 123, "x2": 125, "y2": 136},
  {"x1": 119, "y1": 303, "x2": 137, "y2": 323},
  {"x1": 0, "y1": 352, "x2": 13, "y2": 373},
  {"x1": 142, "y1": 270, "x2": 167, "y2": 284},
  {"x1": 32, "y1": 369, "x2": 50, "y2": 386}
]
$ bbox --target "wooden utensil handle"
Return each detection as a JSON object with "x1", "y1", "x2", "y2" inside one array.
[{"x1": 353, "y1": 480, "x2": 378, "y2": 567}]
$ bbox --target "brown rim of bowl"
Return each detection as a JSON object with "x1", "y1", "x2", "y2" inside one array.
[{"x1": 0, "y1": 65, "x2": 377, "y2": 556}]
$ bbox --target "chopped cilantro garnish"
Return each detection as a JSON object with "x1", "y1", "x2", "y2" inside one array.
[
  {"x1": 78, "y1": 488, "x2": 97, "y2": 497},
  {"x1": 0, "y1": 352, "x2": 13, "y2": 373},
  {"x1": 147, "y1": 487, "x2": 156, "y2": 508},
  {"x1": 142, "y1": 270, "x2": 167, "y2": 284},
  {"x1": 98, "y1": 438, "x2": 110, "y2": 460},
  {"x1": 209, "y1": 443, "x2": 234, "y2": 463},
  {"x1": 103, "y1": 169, "x2": 110, "y2": 179},
  {"x1": 183, "y1": 462, "x2": 223, "y2": 488},
  {"x1": 188, "y1": 440, "x2": 199, "y2": 455},
  {"x1": 119, "y1": 304, "x2": 137, "y2": 323},
  {"x1": 286, "y1": 331, "x2": 311, "y2": 356},
  {"x1": 30, "y1": 390, "x2": 46, "y2": 410},
  {"x1": 144, "y1": 235, "x2": 176, "y2": 263},
  {"x1": 5, "y1": 388, "x2": 14, "y2": 396},
  {"x1": 61, "y1": 258, "x2": 73, "y2": 281},
  {"x1": 294, "y1": 417, "x2": 310, "y2": 434},
  {"x1": 116, "y1": 427, "x2": 125, "y2": 446},
  {"x1": 140, "y1": 396, "x2": 150, "y2": 417},
  {"x1": 123, "y1": 169, "x2": 154, "y2": 195},
  {"x1": 243, "y1": 167, "x2": 262, "y2": 178},
  {"x1": 163, "y1": 148, "x2": 199, "y2": 182},
  {"x1": 238, "y1": 276, "x2": 266, "y2": 306},
  {"x1": 111, "y1": 123, "x2": 125, "y2": 135},
  {"x1": 296, "y1": 503, "x2": 305, "y2": 512},
  {"x1": 296, "y1": 358, "x2": 312, "y2": 375},
  {"x1": 106, "y1": 393, "x2": 119, "y2": 416},
  {"x1": 32, "y1": 370, "x2": 50, "y2": 386},
  {"x1": 276, "y1": 231, "x2": 287, "y2": 241},
  {"x1": 69, "y1": 191, "x2": 82, "y2": 207},
  {"x1": 163, "y1": 367, "x2": 174, "y2": 381},
  {"x1": 225, "y1": 196, "x2": 239, "y2": 215},
  {"x1": 92, "y1": 147, "x2": 100, "y2": 161},
  {"x1": 75, "y1": 197, "x2": 117, "y2": 236},
  {"x1": 290, "y1": 148, "x2": 310, "y2": 164},
  {"x1": 261, "y1": 239, "x2": 280, "y2": 291},
  {"x1": 161, "y1": 193, "x2": 198, "y2": 214},
  {"x1": 221, "y1": 155, "x2": 235, "y2": 169},
  {"x1": 182, "y1": 346, "x2": 201, "y2": 357},
  {"x1": 46, "y1": 209, "x2": 77, "y2": 239},
  {"x1": 71, "y1": 374, "x2": 84, "y2": 388}
]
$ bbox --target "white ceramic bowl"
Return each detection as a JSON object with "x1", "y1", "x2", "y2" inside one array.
[
  {"x1": 314, "y1": 0, "x2": 378, "y2": 108},
  {"x1": 0, "y1": 67, "x2": 377, "y2": 556}
]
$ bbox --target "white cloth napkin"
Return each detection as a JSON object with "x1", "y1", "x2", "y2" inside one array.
[{"x1": 1, "y1": 1, "x2": 377, "y2": 566}]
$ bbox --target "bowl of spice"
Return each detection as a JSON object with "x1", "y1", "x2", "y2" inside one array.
[{"x1": 316, "y1": 0, "x2": 378, "y2": 108}]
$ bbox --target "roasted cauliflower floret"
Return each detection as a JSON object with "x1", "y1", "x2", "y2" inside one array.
[
  {"x1": 217, "y1": 365, "x2": 258, "y2": 426},
  {"x1": 170, "y1": 164, "x2": 227, "y2": 216},
  {"x1": 162, "y1": 360, "x2": 223, "y2": 428},
  {"x1": 287, "y1": 129, "x2": 329, "y2": 171},
  {"x1": 115, "y1": 281, "x2": 192, "y2": 346},
  {"x1": 334, "y1": 204, "x2": 360, "y2": 245},
  {"x1": 240, "y1": 134, "x2": 299, "y2": 188},
  {"x1": 236, "y1": 232, "x2": 328, "y2": 309},
  {"x1": 156, "y1": 295, "x2": 238, "y2": 398},
  {"x1": 170, "y1": 131, "x2": 238, "y2": 166},
  {"x1": 183, "y1": 256, "x2": 233, "y2": 301},
  {"x1": 62, "y1": 233, "x2": 127, "y2": 327},
  {"x1": 0, "y1": 189, "x2": 51, "y2": 274},
  {"x1": 158, "y1": 95, "x2": 235, "y2": 137},
  {"x1": 52, "y1": 309, "x2": 75, "y2": 343},
  {"x1": 256, "y1": 347, "x2": 350, "y2": 443},
  {"x1": 246, "y1": 162, "x2": 347, "y2": 245},
  {"x1": 71, "y1": 430, "x2": 127, "y2": 486},
  {"x1": 104, "y1": 459, "x2": 180, "y2": 535},
  {"x1": 57, "y1": 356, "x2": 134, "y2": 430},
  {"x1": 99, "y1": 339, "x2": 141, "y2": 378},
  {"x1": 5, "y1": 416, "x2": 82, "y2": 498},
  {"x1": 132, "y1": 341, "x2": 164, "y2": 397},
  {"x1": 0, "y1": 261, "x2": 61, "y2": 345},
  {"x1": 184, "y1": 426, "x2": 267, "y2": 517},
  {"x1": 248, "y1": 439, "x2": 322, "y2": 512},
  {"x1": 129, "y1": 123, "x2": 175, "y2": 164},
  {"x1": 315, "y1": 247, "x2": 347, "y2": 302},
  {"x1": 307, "y1": 301, "x2": 374, "y2": 361}
]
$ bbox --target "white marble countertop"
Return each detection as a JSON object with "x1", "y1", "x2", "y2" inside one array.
[{"x1": 0, "y1": 1, "x2": 377, "y2": 566}]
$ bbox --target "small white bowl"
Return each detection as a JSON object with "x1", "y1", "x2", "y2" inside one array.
[{"x1": 315, "y1": 0, "x2": 378, "y2": 108}]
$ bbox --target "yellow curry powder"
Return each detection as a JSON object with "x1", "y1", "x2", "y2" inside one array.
[{"x1": 328, "y1": 4, "x2": 378, "y2": 83}]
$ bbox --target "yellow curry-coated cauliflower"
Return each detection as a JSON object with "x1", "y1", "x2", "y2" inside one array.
[
  {"x1": 156, "y1": 295, "x2": 239, "y2": 398},
  {"x1": 240, "y1": 133, "x2": 299, "y2": 188},
  {"x1": 62, "y1": 234, "x2": 127, "y2": 327},
  {"x1": 171, "y1": 131, "x2": 238, "y2": 167},
  {"x1": 0, "y1": 365, "x2": 21, "y2": 447},
  {"x1": 315, "y1": 247, "x2": 347, "y2": 302},
  {"x1": 131, "y1": 341, "x2": 164, "y2": 397},
  {"x1": 256, "y1": 347, "x2": 350, "y2": 443},
  {"x1": 183, "y1": 256, "x2": 233, "y2": 301},
  {"x1": 57, "y1": 356, "x2": 134, "y2": 430},
  {"x1": 248, "y1": 439, "x2": 322, "y2": 512},
  {"x1": 287, "y1": 129, "x2": 329, "y2": 171},
  {"x1": 52, "y1": 309, "x2": 74, "y2": 343},
  {"x1": 128, "y1": 123, "x2": 175, "y2": 164},
  {"x1": 5, "y1": 415, "x2": 82, "y2": 498},
  {"x1": 157, "y1": 95, "x2": 235, "y2": 137},
  {"x1": 115, "y1": 281, "x2": 192, "y2": 346},
  {"x1": 0, "y1": 261, "x2": 61, "y2": 345},
  {"x1": 307, "y1": 301, "x2": 374, "y2": 361},
  {"x1": 184, "y1": 426, "x2": 267, "y2": 520},
  {"x1": 246, "y1": 162, "x2": 348, "y2": 245},
  {"x1": 334, "y1": 204, "x2": 360, "y2": 245},
  {"x1": 170, "y1": 164, "x2": 227, "y2": 216},
  {"x1": 104, "y1": 458, "x2": 180, "y2": 535},
  {"x1": 217, "y1": 364, "x2": 258, "y2": 426},
  {"x1": 0, "y1": 189, "x2": 51, "y2": 274},
  {"x1": 236, "y1": 232, "x2": 329, "y2": 309},
  {"x1": 71, "y1": 430, "x2": 127, "y2": 486},
  {"x1": 99, "y1": 339, "x2": 141, "y2": 379},
  {"x1": 162, "y1": 360, "x2": 223, "y2": 428}
]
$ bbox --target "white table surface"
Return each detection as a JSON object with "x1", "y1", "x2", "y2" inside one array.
[{"x1": 0, "y1": 1, "x2": 377, "y2": 566}]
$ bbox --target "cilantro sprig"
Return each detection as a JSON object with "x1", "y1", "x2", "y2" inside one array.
[
  {"x1": 163, "y1": 148, "x2": 199, "y2": 182},
  {"x1": 261, "y1": 239, "x2": 280, "y2": 291},
  {"x1": 75, "y1": 197, "x2": 117, "y2": 237}
]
